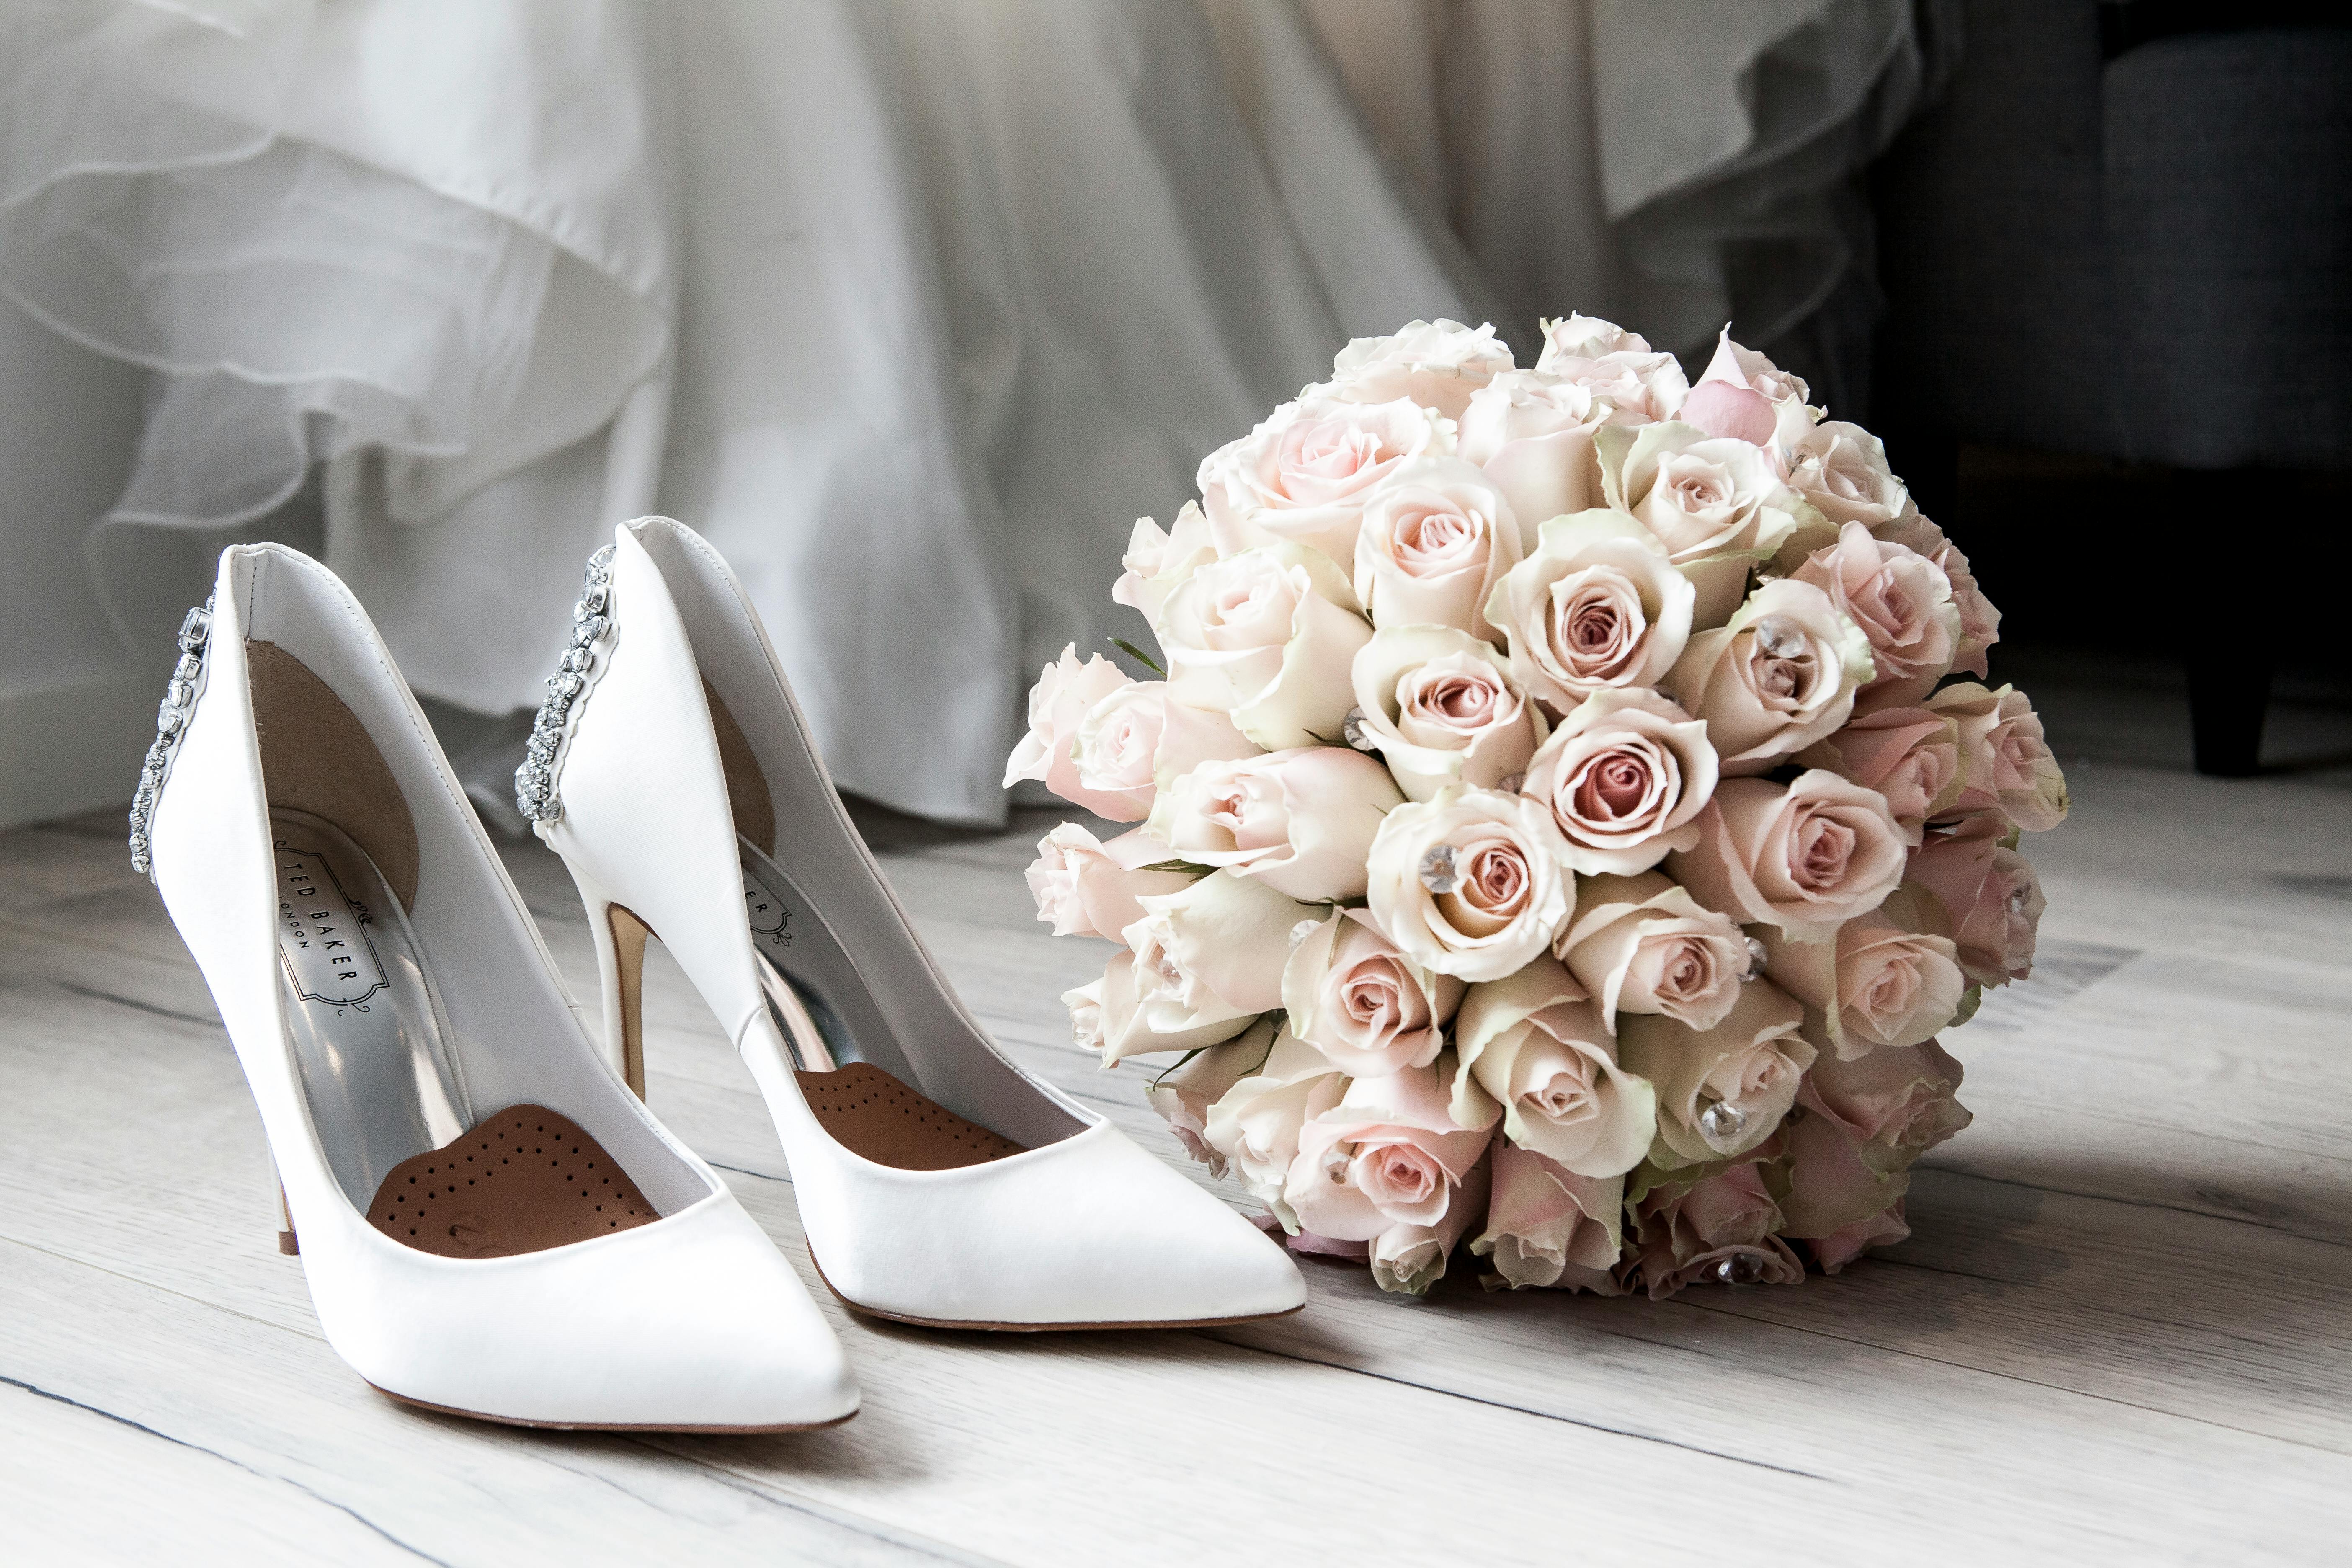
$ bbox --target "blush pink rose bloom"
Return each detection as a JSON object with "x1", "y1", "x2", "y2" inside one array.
[
  {"x1": 1786, "y1": 420, "x2": 1912, "y2": 531},
  {"x1": 1924, "y1": 682, "x2": 2071, "y2": 833},
  {"x1": 1800, "y1": 1037, "x2": 1973, "y2": 1176},
  {"x1": 1111, "y1": 500, "x2": 1217, "y2": 623},
  {"x1": 1349, "y1": 624, "x2": 1544, "y2": 800},
  {"x1": 1282, "y1": 909, "x2": 1465, "y2": 1077},
  {"x1": 1072, "y1": 679, "x2": 1260, "y2": 814},
  {"x1": 1472, "y1": 1142, "x2": 1625, "y2": 1292},
  {"x1": 1322, "y1": 318, "x2": 1513, "y2": 420},
  {"x1": 1366, "y1": 785, "x2": 1575, "y2": 981},
  {"x1": 1156, "y1": 544, "x2": 1374, "y2": 750},
  {"x1": 1777, "y1": 1101, "x2": 1908, "y2": 1244},
  {"x1": 1619, "y1": 976, "x2": 1816, "y2": 1166},
  {"x1": 1686, "y1": 328, "x2": 1820, "y2": 453},
  {"x1": 1794, "y1": 707, "x2": 1964, "y2": 846},
  {"x1": 1351, "y1": 459, "x2": 1524, "y2": 638},
  {"x1": 1025, "y1": 823, "x2": 1200, "y2": 940},
  {"x1": 1531, "y1": 313, "x2": 1692, "y2": 423},
  {"x1": 1481, "y1": 509, "x2": 1696, "y2": 712},
  {"x1": 1908, "y1": 816, "x2": 2045, "y2": 987},
  {"x1": 1286, "y1": 1059, "x2": 1498, "y2": 1241},
  {"x1": 1602, "y1": 422, "x2": 1809, "y2": 626},
  {"x1": 1370, "y1": 1150, "x2": 1493, "y2": 1296},
  {"x1": 1458, "y1": 371, "x2": 1615, "y2": 542},
  {"x1": 1629, "y1": 1158, "x2": 1804, "y2": 1299},
  {"x1": 1005, "y1": 645, "x2": 1148, "y2": 817},
  {"x1": 1667, "y1": 771, "x2": 1910, "y2": 944},
  {"x1": 1759, "y1": 893, "x2": 1967, "y2": 1058},
  {"x1": 1665, "y1": 577, "x2": 1875, "y2": 773},
  {"x1": 1202, "y1": 1028, "x2": 1347, "y2": 1229},
  {"x1": 1519, "y1": 688, "x2": 1719, "y2": 874},
  {"x1": 1065, "y1": 946, "x2": 1260, "y2": 1067},
  {"x1": 1879, "y1": 513, "x2": 2000, "y2": 678},
  {"x1": 1152, "y1": 746, "x2": 1401, "y2": 902},
  {"x1": 1115, "y1": 872, "x2": 1314, "y2": 1057},
  {"x1": 1555, "y1": 870, "x2": 1752, "y2": 1033},
  {"x1": 1809, "y1": 1202, "x2": 1911, "y2": 1274},
  {"x1": 1197, "y1": 391, "x2": 1455, "y2": 569},
  {"x1": 1792, "y1": 521, "x2": 1961, "y2": 696},
  {"x1": 1449, "y1": 955, "x2": 1658, "y2": 1178},
  {"x1": 1144, "y1": 1019, "x2": 1277, "y2": 1177}
]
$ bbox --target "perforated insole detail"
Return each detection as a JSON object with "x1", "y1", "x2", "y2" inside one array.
[
  {"x1": 366, "y1": 1105, "x2": 656, "y2": 1258},
  {"x1": 797, "y1": 1063, "x2": 1026, "y2": 1171}
]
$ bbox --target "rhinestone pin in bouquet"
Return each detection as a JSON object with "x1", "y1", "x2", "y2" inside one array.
[{"x1": 1010, "y1": 317, "x2": 2066, "y2": 1298}]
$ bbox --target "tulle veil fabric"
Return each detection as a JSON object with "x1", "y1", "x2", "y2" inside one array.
[{"x1": 0, "y1": 0, "x2": 1934, "y2": 825}]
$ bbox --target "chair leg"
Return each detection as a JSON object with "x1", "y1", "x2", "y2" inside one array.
[{"x1": 2180, "y1": 469, "x2": 2272, "y2": 777}]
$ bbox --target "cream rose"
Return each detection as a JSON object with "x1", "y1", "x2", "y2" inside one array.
[
  {"x1": 1470, "y1": 1143, "x2": 1625, "y2": 1292},
  {"x1": 1800, "y1": 1037, "x2": 1972, "y2": 1176},
  {"x1": 1809, "y1": 1203, "x2": 1910, "y2": 1275},
  {"x1": 1458, "y1": 371, "x2": 1614, "y2": 544},
  {"x1": 1881, "y1": 512, "x2": 2000, "y2": 677},
  {"x1": 1924, "y1": 682, "x2": 2070, "y2": 833},
  {"x1": 1024, "y1": 823, "x2": 1200, "y2": 940},
  {"x1": 1687, "y1": 328, "x2": 1820, "y2": 453},
  {"x1": 1321, "y1": 318, "x2": 1512, "y2": 420},
  {"x1": 1110, "y1": 501, "x2": 1216, "y2": 624},
  {"x1": 1366, "y1": 786, "x2": 1574, "y2": 980},
  {"x1": 1619, "y1": 978, "x2": 1815, "y2": 1167},
  {"x1": 1196, "y1": 391, "x2": 1455, "y2": 569},
  {"x1": 1282, "y1": 909, "x2": 1464, "y2": 1077},
  {"x1": 1531, "y1": 314, "x2": 1691, "y2": 423},
  {"x1": 1777, "y1": 1104, "x2": 1907, "y2": 1243},
  {"x1": 1628, "y1": 1161, "x2": 1804, "y2": 1297},
  {"x1": 1351, "y1": 459, "x2": 1523, "y2": 638},
  {"x1": 1347, "y1": 624, "x2": 1542, "y2": 800},
  {"x1": 1520, "y1": 688, "x2": 1718, "y2": 874},
  {"x1": 1555, "y1": 871, "x2": 1751, "y2": 1033},
  {"x1": 1156, "y1": 544, "x2": 1373, "y2": 750},
  {"x1": 1793, "y1": 521, "x2": 1960, "y2": 696},
  {"x1": 1907, "y1": 817, "x2": 2044, "y2": 987},
  {"x1": 1202, "y1": 1027, "x2": 1348, "y2": 1228},
  {"x1": 1285, "y1": 1058, "x2": 1497, "y2": 1241},
  {"x1": 1759, "y1": 893, "x2": 1966, "y2": 1059},
  {"x1": 1664, "y1": 577, "x2": 1875, "y2": 772},
  {"x1": 1786, "y1": 420, "x2": 1912, "y2": 530},
  {"x1": 1600, "y1": 421, "x2": 1812, "y2": 625},
  {"x1": 1070, "y1": 947, "x2": 1258, "y2": 1067},
  {"x1": 1070, "y1": 680, "x2": 1260, "y2": 816},
  {"x1": 1794, "y1": 707, "x2": 1963, "y2": 846},
  {"x1": 1369, "y1": 1155, "x2": 1491, "y2": 1296},
  {"x1": 1481, "y1": 510, "x2": 1695, "y2": 710},
  {"x1": 1143, "y1": 1019, "x2": 1278, "y2": 1176},
  {"x1": 1449, "y1": 956, "x2": 1658, "y2": 1178},
  {"x1": 1004, "y1": 645, "x2": 1145, "y2": 817},
  {"x1": 1150, "y1": 745, "x2": 1401, "y2": 902},
  {"x1": 1122, "y1": 871, "x2": 1312, "y2": 1049},
  {"x1": 1667, "y1": 771, "x2": 1910, "y2": 943}
]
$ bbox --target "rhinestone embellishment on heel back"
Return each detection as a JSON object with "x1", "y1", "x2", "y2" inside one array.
[
  {"x1": 515, "y1": 545, "x2": 617, "y2": 827},
  {"x1": 129, "y1": 597, "x2": 215, "y2": 877}
]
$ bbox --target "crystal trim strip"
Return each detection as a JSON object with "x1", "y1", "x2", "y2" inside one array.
[
  {"x1": 129, "y1": 597, "x2": 216, "y2": 877},
  {"x1": 515, "y1": 544, "x2": 618, "y2": 826}
]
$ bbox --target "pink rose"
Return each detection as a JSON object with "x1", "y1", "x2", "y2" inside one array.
[
  {"x1": 1603, "y1": 422, "x2": 1807, "y2": 625},
  {"x1": 1152, "y1": 746, "x2": 1402, "y2": 902},
  {"x1": 1458, "y1": 371, "x2": 1613, "y2": 542},
  {"x1": 1786, "y1": 420, "x2": 1912, "y2": 531},
  {"x1": 1471, "y1": 1143, "x2": 1625, "y2": 1292},
  {"x1": 1482, "y1": 510, "x2": 1695, "y2": 712},
  {"x1": 1156, "y1": 544, "x2": 1373, "y2": 750},
  {"x1": 1286, "y1": 1060, "x2": 1497, "y2": 1241},
  {"x1": 1880, "y1": 513, "x2": 1999, "y2": 677},
  {"x1": 1202, "y1": 1029, "x2": 1347, "y2": 1228},
  {"x1": 1071, "y1": 680, "x2": 1260, "y2": 818},
  {"x1": 1449, "y1": 956, "x2": 1658, "y2": 1178},
  {"x1": 1004, "y1": 645, "x2": 1145, "y2": 817},
  {"x1": 1666, "y1": 771, "x2": 1909, "y2": 943},
  {"x1": 1349, "y1": 625, "x2": 1543, "y2": 800},
  {"x1": 1794, "y1": 707, "x2": 1963, "y2": 846},
  {"x1": 1759, "y1": 894, "x2": 1966, "y2": 1058},
  {"x1": 1907, "y1": 817, "x2": 2045, "y2": 987},
  {"x1": 1799, "y1": 1038, "x2": 1972, "y2": 1174},
  {"x1": 1776, "y1": 1101, "x2": 1906, "y2": 1241},
  {"x1": 1123, "y1": 871, "x2": 1313, "y2": 1046},
  {"x1": 1555, "y1": 870, "x2": 1752, "y2": 1033},
  {"x1": 1370, "y1": 1151, "x2": 1493, "y2": 1295},
  {"x1": 1111, "y1": 501, "x2": 1217, "y2": 623},
  {"x1": 1792, "y1": 521, "x2": 1960, "y2": 694},
  {"x1": 1323, "y1": 318, "x2": 1513, "y2": 420},
  {"x1": 1809, "y1": 1202, "x2": 1910, "y2": 1274},
  {"x1": 1024, "y1": 823, "x2": 1199, "y2": 940},
  {"x1": 1923, "y1": 682, "x2": 2070, "y2": 833},
  {"x1": 1688, "y1": 328, "x2": 1819, "y2": 452},
  {"x1": 1366, "y1": 786, "x2": 1574, "y2": 981},
  {"x1": 1665, "y1": 578, "x2": 1875, "y2": 772},
  {"x1": 1067, "y1": 947, "x2": 1259, "y2": 1067},
  {"x1": 1145, "y1": 1019, "x2": 1278, "y2": 1176},
  {"x1": 1351, "y1": 459, "x2": 1524, "y2": 638},
  {"x1": 1531, "y1": 314, "x2": 1691, "y2": 423},
  {"x1": 1628, "y1": 1159, "x2": 1804, "y2": 1299},
  {"x1": 1197, "y1": 391, "x2": 1455, "y2": 569},
  {"x1": 1640, "y1": 1236, "x2": 1805, "y2": 1297},
  {"x1": 1282, "y1": 909, "x2": 1464, "y2": 1077},
  {"x1": 1519, "y1": 688, "x2": 1718, "y2": 874},
  {"x1": 1619, "y1": 977, "x2": 1815, "y2": 1166}
]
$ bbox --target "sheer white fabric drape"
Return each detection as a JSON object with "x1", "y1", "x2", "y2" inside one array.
[{"x1": 0, "y1": 0, "x2": 1932, "y2": 825}]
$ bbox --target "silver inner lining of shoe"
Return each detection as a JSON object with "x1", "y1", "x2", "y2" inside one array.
[
  {"x1": 271, "y1": 808, "x2": 471, "y2": 1204},
  {"x1": 738, "y1": 836, "x2": 922, "y2": 1087}
]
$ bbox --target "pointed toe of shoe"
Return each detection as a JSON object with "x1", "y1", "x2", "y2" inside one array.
[{"x1": 1093, "y1": 1147, "x2": 1305, "y2": 1325}]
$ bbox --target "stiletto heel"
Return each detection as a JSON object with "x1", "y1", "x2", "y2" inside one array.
[
  {"x1": 526, "y1": 518, "x2": 1305, "y2": 1329},
  {"x1": 605, "y1": 904, "x2": 652, "y2": 1100},
  {"x1": 143, "y1": 542, "x2": 857, "y2": 1428}
]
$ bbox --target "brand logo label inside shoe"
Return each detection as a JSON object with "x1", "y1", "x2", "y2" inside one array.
[
  {"x1": 745, "y1": 871, "x2": 793, "y2": 948},
  {"x1": 274, "y1": 843, "x2": 389, "y2": 1010}
]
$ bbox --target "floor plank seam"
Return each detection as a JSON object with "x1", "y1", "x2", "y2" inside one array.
[
  {"x1": 1916, "y1": 1167, "x2": 2352, "y2": 1248},
  {"x1": 628, "y1": 1442, "x2": 1019, "y2": 1568},
  {"x1": 51, "y1": 979, "x2": 220, "y2": 1031}
]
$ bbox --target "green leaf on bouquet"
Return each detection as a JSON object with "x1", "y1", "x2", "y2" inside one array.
[
  {"x1": 1107, "y1": 637, "x2": 1166, "y2": 676},
  {"x1": 1135, "y1": 858, "x2": 1210, "y2": 875}
]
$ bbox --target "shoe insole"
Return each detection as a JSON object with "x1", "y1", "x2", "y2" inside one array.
[
  {"x1": 797, "y1": 1063, "x2": 1024, "y2": 1170},
  {"x1": 367, "y1": 1105, "x2": 657, "y2": 1258}
]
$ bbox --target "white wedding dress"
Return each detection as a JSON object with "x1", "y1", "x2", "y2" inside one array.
[{"x1": 0, "y1": 0, "x2": 1934, "y2": 827}]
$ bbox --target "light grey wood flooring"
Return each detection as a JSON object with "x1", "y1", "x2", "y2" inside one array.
[{"x1": 3, "y1": 731, "x2": 2348, "y2": 1564}]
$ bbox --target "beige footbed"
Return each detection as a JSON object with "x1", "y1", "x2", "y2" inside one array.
[
  {"x1": 796, "y1": 1063, "x2": 1025, "y2": 1170},
  {"x1": 365, "y1": 1106, "x2": 657, "y2": 1259}
]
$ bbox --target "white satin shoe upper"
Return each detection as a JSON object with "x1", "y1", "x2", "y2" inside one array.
[
  {"x1": 543, "y1": 518, "x2": 1305, "y2": 1328},
  {"x1": 148, "y1": 545, "x2": 858, "y2": 1428}
]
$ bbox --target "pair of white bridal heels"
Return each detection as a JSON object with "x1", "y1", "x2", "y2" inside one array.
[{"x1": 139, "y1": 519, "x2": 1302, "y2": 1432}]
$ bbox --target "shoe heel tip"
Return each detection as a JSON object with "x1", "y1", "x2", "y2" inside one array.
[{"x1": 277, "y1": 1229, "x2": 299, "y2": 1256}]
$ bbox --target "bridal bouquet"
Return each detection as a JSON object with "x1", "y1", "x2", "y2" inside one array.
[{"x1": 1010, "y1": 316, "x2": 2064, "y2": 1298}]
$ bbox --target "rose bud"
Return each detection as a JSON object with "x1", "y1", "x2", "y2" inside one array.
[
  {"x1": 1122, "y1": 871, "x2": 1315, "y2": 1045},
  {"x1": 1627, "y1": 1158, "x2": 1804, "y2": 1298},
  {"x1": 1555, "y1": 870, "x2": 1751, "y2": 1033},
  {"x1": 1370, "y1": 1152, "x2": 1492, "y2": 1296},
  {"x1": 1520, "y1": 688, "x2": 1718, "y2": 874},
  {"x1": 1282, "y1": 909, "x2": 1465, "y2": 1078},
  {"x1": 1003, "y1": 644, "x2": 1144, "y2": 817},
  {"x1": 1145, "y1": 1018, "x2": 1279, "y2": 1177},
  {"x1": 1197, "y1": 390, "x2": 1453, "y2": 569},
  {"x1": 1449, "y1": 955, "x2": 1658, "y2": 1178},
  {"x1": 1792, "y1": 521, "x2": 1961, "y2": 701},
  {"x1": 1758, "y1": 889, "x2": 1967, "y2": 1059},
  {"x1": 1156, "y1": 544, "x2": 1372, "y2": 750},
  {"x1": 1111, "y1": 500, "x2": 1217, "y2": 624},
  {"x1": 1794, "y1": 707, "x2": 1964, "y2": 846},
  {"x1": 1664, "y1": 577, "x2": 1875, "y2": 773},
  {"x1": 1689, "y1": 328, "x2": 1822, "y2": 450},
  {"x1": 1775, "y1": 1098, "x2": 1907, "y2": 1242},
  {"x1": 1880, "y1": 512, "x2": 2000, "y2": 677},
  {"x1": 1666, "y1": 771, "x2": 1909, "y2": 944},
  {"x1": 1799, "y1": 1038, "x2": 1972, "y2": 1176},
  {"x1": 1470, "y1": 1142, "x2": 1626, "y2": 1292},
  {"x1": 1151, "y1": 746, "x2": 1402, "y2": 902},
  {"x1": 1619, "y1": 977, "x2": 1816, "y2": 1167},
  {"x1": 1285, "y1": 1057, "x2": 1497, "y2": 1240},
  {"x1": 1531, "y1": 313, "x2": 1692, "y2": 423},
  {"x1": 1068, "y1": 948, "x2": 1257, "y2": 1068},
  {"x1": 1458, "y1": 371, "x2": 1614, "y2": 539},
  {"x1": 1809, "y1": 1202, "x2": 1911, "y2": 1275},
  {"x1": 1352, "y1": 459, "x2": 1523, "y2": 639},
  {"x1": 1924, "y1": 682, "x2": 2070, "y2": 833},
  {"x1": 1024, "y1": 823, "x2": 1200, "y2": 940},
  {"x1": 1349, "y1": 624, "x2": 1543, "y2": 800},
  {"x1": 1906, "y1": 815, "x2": 2045, "y2": 987},
  {"x1": 1322, "y1": 318, "x2": 1514, "y2": 420},
  {"x1": 1071, "y1": 680, "x2": 1260, "y2": 817},
  {"x1": 1202, "y1": 1028, "x2": 1348, "y2": 1230},
  {"x1": 1366, "y1": 785, "x2": 1574, "y2": 981},
  {"x1": 1482, "y1": 509, "x2": 1696, "y2": 711}
]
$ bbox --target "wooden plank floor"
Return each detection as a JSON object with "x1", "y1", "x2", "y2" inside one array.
[{"x1": 3, "y1": 727, "x2": 2348, "y2": 1563}]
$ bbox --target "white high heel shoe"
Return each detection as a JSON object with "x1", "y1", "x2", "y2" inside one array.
[
  {"x1": 524, "y1": 518, "x2": 1305, "y2": 1330},
  {"x1": 137, "y1": 543, "x2": 859, "y2": 1430}
]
